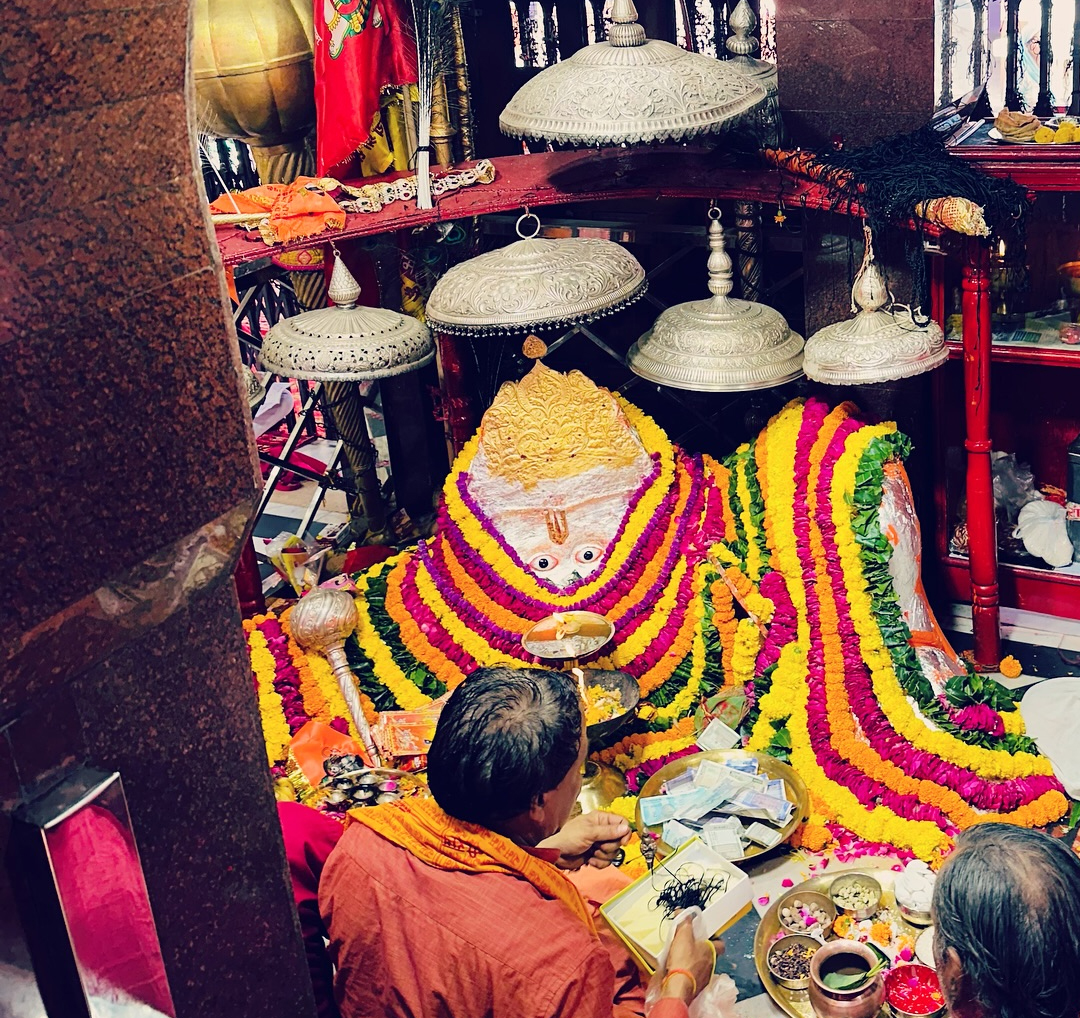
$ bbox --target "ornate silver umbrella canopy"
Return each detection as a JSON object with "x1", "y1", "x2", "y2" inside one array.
[
  {"x1": 425, "y1": 213, "x2": 646, "y2": 336},
  {"x1": 803, "y1": 226, "x2": 947, "y2": 385},
  {"x1": 498, "y1": 0, "x2": 767, "y2": 146},
  {"x1": 259, "y1": 250, "x2": 435, "y2": 538},
  {"x1": 627, "y1": 209, "x2": 804, "y2": 392},
  {"x1": 260, "y1": 251, "x2": 434, "y2": 380}
]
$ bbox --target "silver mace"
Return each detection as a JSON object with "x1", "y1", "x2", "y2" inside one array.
[{"x1": 289, "y1": 588, "x2": 382, "y2": 766}]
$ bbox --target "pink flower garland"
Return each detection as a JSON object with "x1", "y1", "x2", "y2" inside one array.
[
  {"x1": 395, "y1": 450, "x2": 718, "y2": 680},
  {"x1": 765, "y1": 403, "x2": 1060, "y2": 822},
  {"x1": 950, "y1": 703, "x2": 1007, "y2": 738}
]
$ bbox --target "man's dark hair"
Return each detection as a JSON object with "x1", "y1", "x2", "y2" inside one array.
[
  {"x1": 427, "y1": 666, "x2": 582, "y2": 827},
  {"x1": 933, "y1": 823, "x2": 1080, "y2": 1018}
]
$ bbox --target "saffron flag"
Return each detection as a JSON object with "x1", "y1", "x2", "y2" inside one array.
[{"x1": 315, "y1": 0, "x2": 418, "y2": 175}]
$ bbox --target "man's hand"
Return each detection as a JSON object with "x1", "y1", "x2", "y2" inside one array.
[
  {"x1": 659, "y1": 921, "x2": 721, "y2": 1005},
  {"x1": 537, "y1": 811, "x2": 631, "y2": 870}
]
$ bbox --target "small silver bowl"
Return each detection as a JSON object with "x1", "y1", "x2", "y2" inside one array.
[
  {"x1": 829, "y1": 872, "x2": 883, "y2": 921},
  {"x1": 767, "y1": 934, "x2": 821, "y2": 991},
  {"x1": 897, "y1": 900, "x2": 933, "y2": 927},
  {"x1": 777, "y1": 890, "x2": 837, "y2": 937}
]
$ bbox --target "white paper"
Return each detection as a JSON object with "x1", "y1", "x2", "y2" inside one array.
[
  {"x1": 252, "y1": 381, "x2": 293, "y2": 438},
  {"x1": 697, "y1": 718, "x2": 742, "y2": 751}
]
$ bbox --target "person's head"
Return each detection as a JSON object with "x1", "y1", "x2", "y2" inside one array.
[
  {"x1": 427, "y1": 666, "x2": 586, "y2": 842},
  {"x1": 932, "y1": 824, "x2": 1080, "y2": 1018}
]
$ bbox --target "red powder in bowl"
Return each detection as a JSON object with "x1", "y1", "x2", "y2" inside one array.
[{"x1": 886, "y1": 965, "x2": 945, "y2": 1016}]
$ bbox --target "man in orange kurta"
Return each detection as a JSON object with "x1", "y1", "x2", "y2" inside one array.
[{"x1": 319, "y1": 666, "x2": 714, "y2": 1018}]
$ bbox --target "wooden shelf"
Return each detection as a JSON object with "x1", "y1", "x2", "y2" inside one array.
[
  {"x1": 214, "y1": 148, "x2": 868, "y2": 268},
  {"x1": 940, "y1": 553, "x2": 1080, "y2": 618},
  {"x1": 945, "y1": 338, "x2": 1080, "y2": 368},
  {"x1": 946, "y1": 120, "x2": 1080, "y2": 190}
]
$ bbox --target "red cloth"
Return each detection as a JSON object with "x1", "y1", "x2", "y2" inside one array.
[
  {"x1": 47, "y1": 805, "x2": 174, "y2": 1014},
  {"x1": 319, "y1": 822, "x2": 649, "y2": 1018},
  {"x1": 278, "y1": 802, "x2": 345, "y2": 1018},
  {"x1": 315, "y1": 0, "x2": 418, "y2": 174}
]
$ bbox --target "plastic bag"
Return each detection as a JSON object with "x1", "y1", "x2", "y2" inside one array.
[
  {"x1": 1014, "y1": 499, "x2": 1074, "y2": 567},
  {"x1": 643, "y1": 909, "x2": 739, "y2": 1018},
  {"x1": 992, "y1": 452, "x2": 1039, "y2": 524}
]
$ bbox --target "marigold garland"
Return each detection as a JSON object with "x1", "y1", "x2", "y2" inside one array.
[
  {"x1": 248, "y1": 623, "x2": 291, "y2": 766},
  {"x1": 246, "y1": 612, "x2": 380, "y2": 766},
  {"x1": 738, "y1": 398, "x2": 1068, "y2": 861},
  {"x1": 245, "y1": 388, "x2": 1072, "y2": 864}
]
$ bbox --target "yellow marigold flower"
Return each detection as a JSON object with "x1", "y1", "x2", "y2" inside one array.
[{"x1": 999, "y1": 655, "x2": 1023, "y2": 679}]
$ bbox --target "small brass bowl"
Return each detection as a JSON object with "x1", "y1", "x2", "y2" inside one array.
[
  {"x1": 829, "y1": 872, "x2": 883, "y2": 921},
  {"x1": 581, "y1": 668, "x2": 641, "y2": 743},
  {"x1": 767, "y1": 934, "x2": 822, "y2": 991},
  {"x1": 777, "y1": 890, "x2": 837, "y2": 937}
]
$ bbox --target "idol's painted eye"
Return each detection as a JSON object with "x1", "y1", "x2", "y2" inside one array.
[
  {"x1": 529, "y1": 553, "x2": 559, "y2": 572},
  {"x1": 573, "y1": 546, "x2": 603, "y2": 565}
]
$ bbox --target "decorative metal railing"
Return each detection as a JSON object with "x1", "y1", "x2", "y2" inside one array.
[
  {"x1": 510, "y1": 0, "x2": 773, "y2": 68},
  {"x1": 200, "y1": 137, "x2": 259, "y2": 202},
  {"x1": 937, "y1": 0, "x2": 1080, "y2": 115}
]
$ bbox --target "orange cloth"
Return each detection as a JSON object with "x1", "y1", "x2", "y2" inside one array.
[
  {"x1": 209, "y1": 177, "x2": 345, "y2": 244},
  {"x1": 321, "y1": 813, "x2": 648, "y2": 1018},
  {"x1": 347, "y1": 797, "x2": 597, "y2": 935}
]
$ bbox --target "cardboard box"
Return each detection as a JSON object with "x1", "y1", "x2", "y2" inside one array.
[{"x1": 599, "y1": 837, "x2": 752, "y2": 973}]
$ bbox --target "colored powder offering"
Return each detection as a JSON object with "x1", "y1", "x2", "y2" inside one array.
[{"x1": 887, "y1": 967, "x2": 945, "y2": 1015}]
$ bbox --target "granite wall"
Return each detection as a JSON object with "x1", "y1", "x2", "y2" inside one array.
[
  {"x1": 777, "y1": 0, "x2": 936, "y2": 149},
  {"x1": 0, "y1": 0, "x2": 314, "y2": 1013}
]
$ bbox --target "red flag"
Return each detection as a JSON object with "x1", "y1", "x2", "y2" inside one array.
[{"x1": 315, "y1": 0, "x2": 417, "y2": 175}]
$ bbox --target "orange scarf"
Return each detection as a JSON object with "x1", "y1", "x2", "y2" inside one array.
[
  {"x1": 209, "y1": 177, "x2": 345, "y2": 244},
  {"x1": 348, "y1": 798, "x2": 597, "y2": 937}
]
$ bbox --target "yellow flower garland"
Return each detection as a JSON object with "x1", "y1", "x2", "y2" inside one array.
[
  {"x1": 248, "y1": 625, "x2": 291, "y2": 766},
  {"x1": 730, "y1": 617, "x2": 762, "y2": 687},
  {"x1": 734, "y1": 446, "x2": 764, "y2": 581},
  {"x1": 1000, "y1": 710, "x2": 1026, "y2": 736}
]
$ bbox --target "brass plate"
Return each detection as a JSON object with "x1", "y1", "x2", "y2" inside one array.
[
  {"x1": 753, "y1": 865, "x2": 920, "y2": 1018},
  {"x1": 521, "y1": 611, "x2": 615, "y2": 660},
  {"x1": 635, "y1": 749, "x2": 810, "y2": 862}
]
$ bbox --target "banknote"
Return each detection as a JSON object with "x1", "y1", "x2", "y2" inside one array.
[
  {"x1": 662, "y1": 769, "x2": 698, "y2": 795},
  {"x1": 662, "y1": 819, "x2": 699, "y2": 849},
  {"x1": 639, "y1": 792, "x2": 695, "y2": 827},
  {"x1": 745, "y1": 821, "x2": 783, "y2": 848},
  {"x1": 702, "y1": 825, "x2": 744, "y2": 859},
  {"x1": 696, "y1": 718, "x2": 741, "y2": 752},
  {"x1": 724, "y1": 788, "x2": 793, "y2": 825},
  {"x1": 703, "y1": 815, "x2": 745, "y2": 837},
  {"x1": 724, "y1": 756, "x2": 760, "y2": 774}
]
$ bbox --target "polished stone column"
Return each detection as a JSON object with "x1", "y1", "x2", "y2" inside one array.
[
  {"x1": 0, "y1": 0, "x2": 315, "y2": 1013},
  {"x1": 776, "y1": 0, "x2": 935, "y2": 148}
]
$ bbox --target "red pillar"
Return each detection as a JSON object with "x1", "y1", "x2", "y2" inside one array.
[
  {"x1": 435, "y1": 331, "x2": 478, "y2": 461},
  {"x1": 233, "y1": 538, "x2": 266, "y2": 618},
  {"x1": 961, "y1": 238, "x2": 1000, "y2": 669}
]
